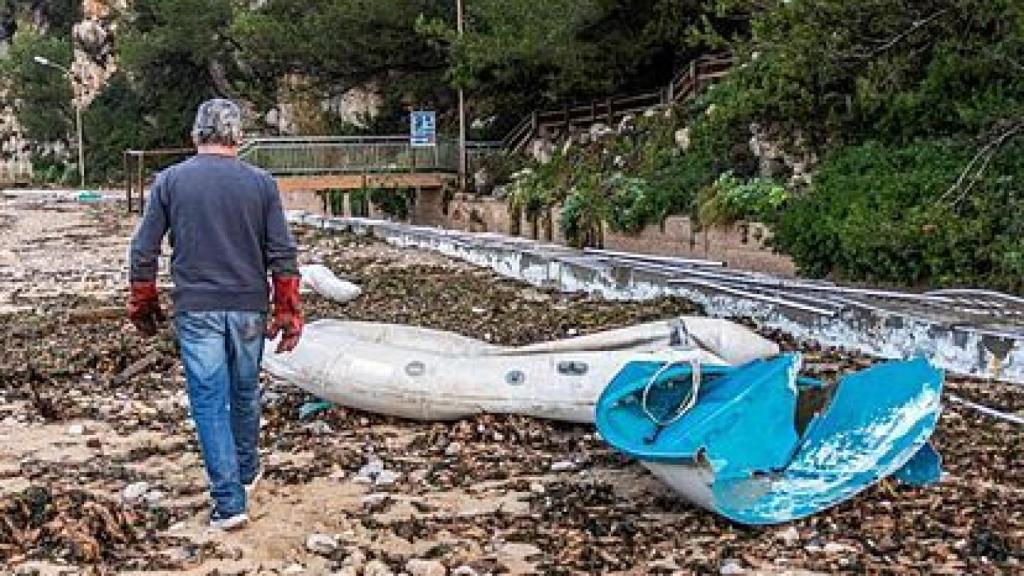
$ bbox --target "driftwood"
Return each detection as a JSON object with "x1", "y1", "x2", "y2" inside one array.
[
  {"x1": 113, "y1": 352, "x2": 163, "y2": 385},
  {"x1": 66, "y1": 306, "x2": 124, "y2": 324}
]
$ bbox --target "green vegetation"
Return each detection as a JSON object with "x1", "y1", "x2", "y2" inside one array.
[
  {"x1": 774, "y1": 140, "x2": 1024, "y2": 293},
  {"x1": 1, "y1": 0, "x2": 1021, "y2": 291},
  {"x1": 0, "y1": 27, "x2": 73, "y2": 144},
  {"x1": 501, "y1": 0, "x2": 1024, "y2": 292},
  {"x1": 324, "y1": 187, "x2": 407, "y2": 219},
  {"x1": 697, "y1": 172, "x2": 787, "y2": 227},
  {"x1": 369, "y1": 188, "x2": 416, "y2": 220}
]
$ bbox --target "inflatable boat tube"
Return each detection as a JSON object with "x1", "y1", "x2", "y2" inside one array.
[{"x1": 263, "y1": 317, "x2": 778, "y2": 423}]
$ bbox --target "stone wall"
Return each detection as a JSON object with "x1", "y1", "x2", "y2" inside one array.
[
  {"x1": 280, "y1": 189, "x2": 326, "y2": 214},
  {"x1": 437, "y1": 194, "x2": 796, "y2": 276},
  {"x1": 282, "y1": 188, "x2": 796, "y2": 276}
]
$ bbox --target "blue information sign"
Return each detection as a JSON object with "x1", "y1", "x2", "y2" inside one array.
[{"x1": 410, "y1": 110, "x2": 437, "y2": 147}]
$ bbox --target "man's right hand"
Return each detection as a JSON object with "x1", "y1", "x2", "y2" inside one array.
[{"x1": 128, "y1": 281, "x2": 165, "y2": 337}]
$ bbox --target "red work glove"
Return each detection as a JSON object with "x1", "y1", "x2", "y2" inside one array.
[
  {"x1": 128, "y1": 281, "x2": 165, "y2": 337},
  {"x1": 267, "y1": 275, "x2": 303, "y2": 353}
]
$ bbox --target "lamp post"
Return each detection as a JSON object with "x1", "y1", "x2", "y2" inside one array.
[
  {"x1": 33, "y1": 55, "x2": 85, "y2": 189},
  {"x1": 456, "y1": 0, "x2": 467, "y2": 191}
]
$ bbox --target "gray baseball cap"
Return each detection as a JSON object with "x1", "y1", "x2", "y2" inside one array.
[{"x1": 192, "y1": 98, "x2": 243, "y2": 146}]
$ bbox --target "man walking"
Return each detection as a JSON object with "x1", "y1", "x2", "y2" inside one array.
[{"x1": 127, "y1": 99, "x2": 303, "y2": 530}]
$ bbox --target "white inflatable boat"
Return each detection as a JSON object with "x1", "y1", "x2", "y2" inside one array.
[{"x1": 262, "y1": 317, "x2": 779, "y2": 423}]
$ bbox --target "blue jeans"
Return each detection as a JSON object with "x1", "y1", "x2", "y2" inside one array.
[{"x1": 176, "y1": 311, "x2": 266, "y2": 516}]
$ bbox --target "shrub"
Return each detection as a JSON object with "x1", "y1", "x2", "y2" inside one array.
[
  {"x1": 772, "y1": 139, "x2": 1024, "y2": 293},
  {"x1": 370, "y1": 188, "x2": 415, "y2": 220},
  {"x1": 696, "y1": 171, "x2": 787, "y2": 227}
]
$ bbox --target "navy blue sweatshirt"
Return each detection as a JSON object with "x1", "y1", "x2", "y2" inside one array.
[{"x1": 129, "y1": 154, "x2": 298, "y2": 313}]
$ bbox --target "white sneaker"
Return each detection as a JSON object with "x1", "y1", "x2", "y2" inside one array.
[{"x1": 209, "y1": 512, "x2": 249, "y2": 531}]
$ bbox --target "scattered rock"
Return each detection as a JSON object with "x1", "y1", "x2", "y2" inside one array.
[
  {"x1": 777, "y1": 526, "x2": 800, "y2": 545},
  {"x1": 354, "y1": 456, "x2": 400, "y2": 486},
  {"x1": 674, "y1": 127, "x2": 691, "y2": 151},
  {"x1": 823, "y1": 542, "x2": 857, "y2": 555},
  {"x1": 362, "y1": 493, "x2": 390, "y2": 510},
  {"x1": 282, "y1": 564, "x2": 305, "y2": 574},
  {"x1": 66, "y1": 423, "x2": 85, "y2": 436},
  {"x1": 720, "y1": 559, "x2": 746, "y2": 575},
  {"x1": 363, "y1": 560, "x2": 394, "y2": 576},
  {"x1": 451, "y1": 567, "x2": 478, "y2": 576},
  {"x1": 160, "y1": 546, "x2": 196, "y2": 563},
  {"x1": 405, "y1": 558, "x2": 447, "y2": 576},
  {"x1": 589, "y1": 123, "x2": 613, "y2": 140},
  {"x1": 342, "y1": 549, "x2": 367, "y2": 568},
  {"x1": 122, "y1": 481, "x2": 150, "y2": 502},
  {"x1": 304, "y1": 420, "x2": 334, "y2": 435},
  {"x1": 352, "y1": 455, "x2": 385, "y2": 481},
  {"x1": 375, "y1": 469, "x2": 400, "y2": 486},
  {"x1": 648, "y1": 557, "x2": 680, "y2": 571},
  {"x1": 306, "y1": 533, "x2": 339, "y2": 556},
  {"x1": 143, "y1": 490, "x2": 165, "y2": 506},
  {"x1": 614, "y1": 112, "x2": 630, "y2": 131},
  {"x1": 550, "y1": 460, "x2": 576, "y2": 472}
]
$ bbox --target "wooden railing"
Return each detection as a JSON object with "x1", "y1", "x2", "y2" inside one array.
[{"x1": 504, "y1": 53, "x2": 733, "y2": 154}]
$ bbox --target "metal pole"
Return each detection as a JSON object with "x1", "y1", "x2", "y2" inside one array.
[
  {"x1": 124, "y1": 152, "x2": 131, "y2": 212},
  {"x1": 75, "y1": 103, "x2": 84, "y2": 188},
  {"x1": 457, "y1": 0, "x2": 467, "y2": 192},
  {"x1": 137, "y1": 152, "x2": 145, "y2": 214},
  {"x1": 32, "y1": 56, "x2": 86, "y2": 188}
]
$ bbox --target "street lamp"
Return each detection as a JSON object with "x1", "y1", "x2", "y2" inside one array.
[{"x1": 33, "y1": 55, "x2": 85, "y2": 189}]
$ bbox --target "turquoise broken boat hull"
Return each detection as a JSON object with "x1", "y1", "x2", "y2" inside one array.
[{"x1": 596, "y1": 354, "x2": 943, "y2": 525}]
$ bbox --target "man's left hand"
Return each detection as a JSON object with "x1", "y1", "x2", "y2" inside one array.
[{"x1": 267, "y1": 275, "x2": 303, "y2": 353}]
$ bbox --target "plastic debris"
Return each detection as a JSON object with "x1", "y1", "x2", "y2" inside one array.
[
  {"x1": 298, "y1": 400, "x2": 335, "y2": 420},
  {"x1": 299, "y1": 264, "x2": 362, "y2": 303}
]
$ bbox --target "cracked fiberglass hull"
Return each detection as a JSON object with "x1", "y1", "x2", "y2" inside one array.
[{"x1": 596, "y1": 354, "x2": 944, "y2": 525}]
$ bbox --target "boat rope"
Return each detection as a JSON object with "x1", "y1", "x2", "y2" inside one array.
[
  {"x1": 946, "y1": 393, "x2": 1024, "y2": 426},
  {"x1": 641, "y1": 359, "x2": 702, "y2": 427}
]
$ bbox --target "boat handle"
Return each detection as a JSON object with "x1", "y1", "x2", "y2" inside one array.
[{"x1": 640, "y1": 359, "x2": 702, "y2": 427}]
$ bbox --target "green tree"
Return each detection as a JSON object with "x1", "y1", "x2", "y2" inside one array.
[
  {"x1": 419, "y1": 0, "x2": 736, "y2": 133},
  {"x1": 82, "y1": 73, "x2": 147, "y2": 183},
  {"x1": 232, "y1": 0, "x2": 450, "y2": 133},
  {"x1": 710, "y1": 0, "x2": 1024, "y2": 145},
  {"x1": 0, "y1": 27, "x2": 73, "y2": 144},
  {"x1": 0, "y1": 0, "x2": 82, "y2": 37},
  {"x1": 116, "y1": 0, "x2": 236, "y2": 147}
]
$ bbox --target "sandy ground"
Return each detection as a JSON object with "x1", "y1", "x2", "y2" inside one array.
[{"x1": 0, "y1": 198, "x2": 1021, "y2": 576}]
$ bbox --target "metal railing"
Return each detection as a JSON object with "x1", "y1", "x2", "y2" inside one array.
[
  {"x1": 124, "y1": 52, "x2": 732, "y2": 195},
  {"x1": 124, "y1": 148, "x2": 194, "y2": 213},
  {"x1": 237, "y1": 136, "x2": 502, "y2": 177}
]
